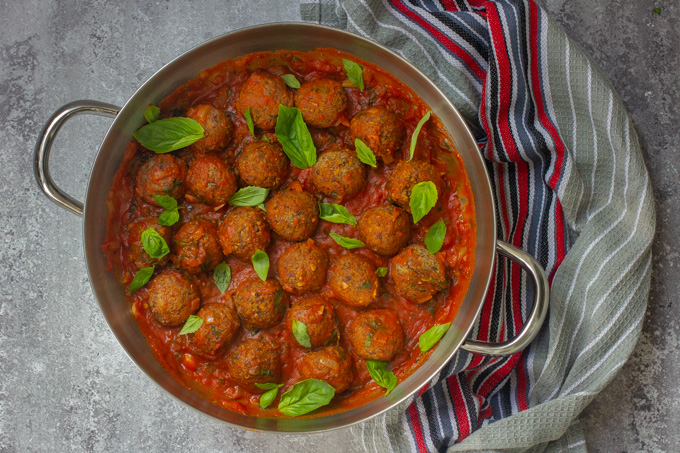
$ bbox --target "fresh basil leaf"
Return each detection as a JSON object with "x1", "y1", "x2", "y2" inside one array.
[
  {"x1": 318, "y1": 203, "x2": 357, "y2": 226},
  {"x1": 376, "y1": 267, "x2": 388, "y2": 277},
  {"x1": 366, "y1": 360, "x2": 398, "y2": 396},
  {"x1": 252, "y1": 250, "x2": 269, "y2": 281},
  {"x1": 280, "y1": 74, "x2": 301, "y2": 89},
  {"x1": 129, "y1": 266, "x2": 154, "y2": 293},
  {"x1": 424, "y1": 219, "x2": 446, "y2": 254},
  {"x1": 292, "y1": 320, "x2": 312, "y2": 348},
  {"x1": 141, "y1": 228, "x2": 170, "y2": 259},
  {"x1": 213, "y1": 262, "x2": 231, "y2": 294},
  {"x1": 228, "y1": 186, "x2": 269, "y2": 207},
  {"x1": 255, "y1": 383, "x2": 284, "y2": 409},
  {"x1": 410, "y1": 181, "x2": 438, "y2": 223},
  {"x1": 144, "y1": 105, "x2": 160, "y2": 124},
  {"x1": 409, "y1": 111, "x2": 431, "y2": 161},
  {"x1": 329, "y1": 232, "x2": 365, "y2": 249},
  {"x1": 257, "y1": 203, "x2": 267, "y2": 212},
  {"x1": 263, "y1": 136, "x2": 270, "y2": 143},
  {"x1": 342, "y1": 58, "x2": 364, "y2": 91},
  {"x1": 418, "y1": 322, "x2": 451, "y2": 353},
  {"x1": 354, "y1": 138, "x2": 377, "y2": 168},
  {"x1": 179, "y1": 314, "x2": 204, "y2": 335},
  {"x1": 153, "y1": 194, "x2": 178, "y2": 210},
  {"x1": 275, "y1": 105, "x2": 317, "y2": 169},
  {"x1": 278, "y1": 379, "x2": 335, "y2": 416},
  {"x1": 158, "y1": 209, "x2": 179, "y2": 226},
  {"x1": 133, "y1": 117, "x2": 205, "y2": 154},
  {"x1": 244, "y1": 107, "x2": 255, "y2": 137}
]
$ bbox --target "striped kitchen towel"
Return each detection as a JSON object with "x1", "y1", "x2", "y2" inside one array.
[{"x1": 300, "y1": 0, "x2": 656, "y2": 451}]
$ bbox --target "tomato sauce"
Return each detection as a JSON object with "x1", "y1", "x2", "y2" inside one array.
[{"x1": 103, "y1": 49, "x2": 476, "y2": 418}]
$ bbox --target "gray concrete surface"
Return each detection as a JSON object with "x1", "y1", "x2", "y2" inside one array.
[{"x1": 0, "y1": 0, "x2": 677, "y2": 451}]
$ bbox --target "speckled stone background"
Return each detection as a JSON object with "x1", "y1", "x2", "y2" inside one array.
[{"x1": 0, "y1": 0, "x2": 677, "y2": 451}]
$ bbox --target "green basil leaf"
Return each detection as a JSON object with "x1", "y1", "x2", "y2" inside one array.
[
  {"x1": 275, "y1": 105, "x2": 317, "y2": 169},
  {"x1": 144, "y1": 105, "x2": 160, "y2": 123},
  {"x1": 213, "y1": 262, "x2": 231, "y2": 294},
  {"x1": 244, "y1": 107, "x2": 255, "y2": 137},
  {"x1": 366, "y1": 360, "x2": 398, "y2": 396},
  {"x1": 329, "y1": 232, "x2": 365, "y2": 249},
  {"x1": 292, "y1": 320, "x2": 312, "y2": 348},
  {"x1": 257, "y1": 203, "x2": 267, "y2": 212},
  {"x1": 318, "y1": 202, "x2": 357, "y2": 226},
  {"x1": 153, "y1": 194, "x2": 178, "y2": 210},
  {"x1": 132, "y1": 117, "x2": 205, "y2": 154},
  {"x1": 280, "y1": 74, "x2": 301, "y2": 89},
  {"x1": 129, "y1": 266, "x2": 154, "y2": 293},
  {"x1": 342, "y1": 58, "x2": 364, "y2": 91},
  {"x1": 278, "y1": 379, "x2": 335, "y2": 416},
  {"x1": 263, "y1": 136, "x2": 271, "y2": 143},
  {"x1": 409, "y1": 111, "x2": 431, "y2": 161},
  {"x1": 141, "y1": 228, "x2": 170, "y2": 259},
  {"x1": 179, "y1": 314, "x2": 204, "y2": 335},
  {"x1": 252, "y1": 250, "x2": 269, "y2": 281},
  {"x1": 424, "y1": 219, "x2": 446, "y2": 254},
  {"x1": 376, "y1": 267, "x2": 388, "y2": 277},
  {"x1": 255, "y1": 383, "x2": 284, "y2": 409},
  {"x1": 158, "y1": 208, "x2": 179, "y2": 226},
  {"x1": 228, "y1": 186, "x2": 269, "y2": 206},
  {"x1": 418, "y1": 322, "x2": 451, "y2": 353},
  {"x1": 410, "y1": 181, "x2": 438, "y2": 223},
  {"x1": 354, "y1": 138, "x2": 377, "y2": 168}
]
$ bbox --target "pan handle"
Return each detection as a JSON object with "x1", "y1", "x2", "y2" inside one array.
[
  {"x1": 461, "y1": 240, "x2": 550, "y2": 356},
  {"x1": 34, "y1": 100, "x2": 121, "y2": 216}
]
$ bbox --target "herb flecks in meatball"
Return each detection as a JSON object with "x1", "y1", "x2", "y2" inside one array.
[
  {"x1": 348, "y1": 309, "x2": 404, "y2": 361},
  {"x1": 227, "y1": 337, "x2": 282, "y2": 391},
  {"x1": 286, "y1": 297, "x2": 337, "y2": 348},
  {"x1": 238, "y1": 71, "x2": 294, "y2": 130},
  {"x1": 173, "y1": 218, "x2": 223, "y2": 274},
  {"x1": 350, "y1": 107, "x2": 405, "y2": 164},
  {"x1": 265, "y1": 187, "x2": 319, "y2": 242},
  {"x1": 357, "y1": 204, "x2": 411, "y2": 256},
  {"x1": 191, "y1": 303, "x2": 240, "y2": 358},
  {"x1": 185, "y1": 155, "x2": 237, "y2": 206},
  {"x1": 218, "y1": 207, "x2": 271, "y2": 261},
  {"x1": 391, "y1": 244, "x2": 447, "y2": 303},
  {"x1": 299, "y1": 346, "x2": 354, "y2": 393},
  {"x1": 294, "y1": 79, "x2": 347, "y2": 128},
  {"x1": 135, "y1": 154, "x2": 185, "y2": 206},
  {"x1": 329, "y1": 253, "x2": 378, "y2": 307},
  {"x1": 233, "y1": 278, "x2": 287, "y2": 330},
  {"x1": 236, "y1": 141, "x2": 289, "y2": 189},
  {"x1": 128, "y1": 218, "x2": 172, "y2": 270},
  {"x1": 386, "y1": 160, "x2": 443, "y2": 213},
  {"x1": 185, "y1": 104, "x2": 234, "y2": 154},
  {"x1": 147, "y1": 270, "x2": 200, "y2": 327},
  {"x1": 311, "y1": 147, "x2": 366, "y2": 202},
  {"x1": 277, "y1": 239, "x2": 329, "y2": 295}
]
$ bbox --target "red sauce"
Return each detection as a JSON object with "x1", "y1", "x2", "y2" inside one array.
[{"x1": 103, "y1": 49, "x2": 476, "y2": 418}]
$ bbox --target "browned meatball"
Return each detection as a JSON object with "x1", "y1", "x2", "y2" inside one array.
[
  {"x1": 185, "y1": 155, "x2": 238, "y2": 206},
  {"x1": 191, "y1": 303, "x2": 240, "y2": 358},
  {"x1": 135, "y1": 154, "x2": 185, "y2": 206},
  {"x1": 147, "y1": 269, "x2": 200, "y2": 327},
  {"x1": 227, "y1": 337, "x2": 282, "y2": 390},
  {"x1": 299, "y1": 346, "x2": 354, "y2": 393},
  {"x1": 386, "y1": 160, "x2": 444, "y2": 213},
  {"x1": 237, "y1": 71, "x2": 294, "y2": 130},
  {"x1": 265, "y1": 188, "x2": 319, "y2": 242},
  {"x1": 329, "y1": 253, "x2": 378, "y2": 307},
  {"x1": 233, "y1": 278, "x2": 287, "y2": 330},
  {"x1": 350, "y1": 107, "x2": 405, "y2": 164},
  {"x1": 127, "y1": 217, "x2": 172, "y2": 270},
  {"x1": 218, "y1": 207, "x2": 271, "y2": 261},
  {"x1": 185, "y1": 104, "x2": 234, "y2": 154},
  {"x1": 236, "y1": 141, "x2": 289, "y2": 189},
  {"x1": 294, "y1": 79, "x2": 347, "y2": 128},
  {"x1": 391, "y1": 244, "x2": 447, "y2": 303},
  {"x1": 311, "y1": 147, "x2": 366, "y2": 202},
  {"x1": 357, "y1": 205, "x2": 411, "y2": 255},
  {"x1": 277, "y1": 239, "x2": 329, "y2": 295},
  {"x1": 286, "y1": 297, "x2": 337, "y2": 348},
  {"x1": 348, "y1": 309, "x2": 404, "y2": 361},
  {"x1": 172, "y1": 219, "x2": 223, "y2": 274}
]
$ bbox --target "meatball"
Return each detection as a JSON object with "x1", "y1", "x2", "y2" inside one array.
[
  {"x1": 185, "y1": 155, "x2": 238, "y2": 206},
  {"x1": 350, "y1": 107, "x2": 405, "y2": 164},
  {"x1": 135, "y1": 154, "x2": 185, "y2": 206},
  {"x1": 391, "y1": 244, "x2": 447, "y2": 303},
  {"x1": 329, "y1": 253, "x2": 378, "y2": 307},
  {"x1": 218, "y1": 207, "x2": 271, "y2": 261},
  {"x1": 227, "y1": 337, "x2": 282, "y2": 390},
  {"x1": 233, "y1": 278, "x2": 287, "y2": 330},
  {"x1": 236, "y1": 141, "x2": 289, "y2": 189},
  {"x1": 386, "y1": 160, "x2": 444, "y2": 213},
  {"x1": 299, "y1": 346, "x2": 354, "y2": 393},
  {"x1": 172, "y1": 218, "x2": 223, "y2": 274},
  {"x1": 294, "y1": 79, "x2": 347, "y2": 128},
  {"x1": 311, "y1": 147, "x2": 366, "y2": 202},
  {"x1": 357, "y1": 205, "x2": 411, "y2": 255},
  {"x1": 348, "y1": 309, "x2": 404, "y2": 361},
  {"x1": 191, "y1": 303, "x2": 240, "y2": 358},
  {"x1": 237, "y1": 71, "x2": 294, "y2": 130},
  {"x1": 265, "y1": 188, "x2": 319, "y2": 242},
  {"x1": 277, "y1": 239, "x2": 329, "y2": 295},
  {"x1": 185, "y1": 104, "x2": 234, "y2": 154},
  {"x1": 147, "y1": 269, "x2": 200, "y2": 327},
  {"x1": 127, "y1": 217, "x2": 172, "y2": 270},
  {"x1": 286, "y1": 297, "x2": 337, "y2": 348}
]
